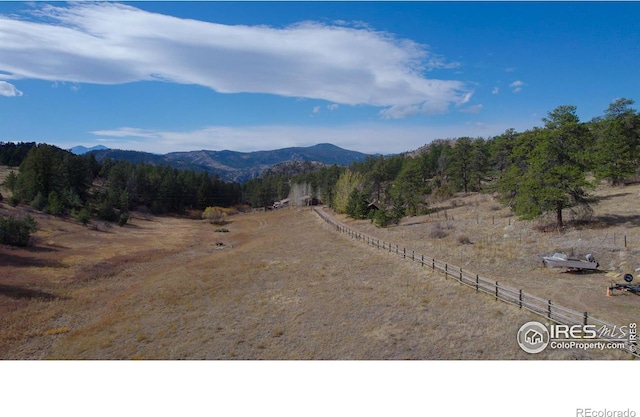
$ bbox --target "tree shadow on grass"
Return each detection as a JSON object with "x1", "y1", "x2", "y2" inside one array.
[
  {"x1": 0, "y1": 253, "x2": 65, "y2": 268},
  {"x1": 591, "y1": 192, "x2": 633, "y2": 202},
  {"x1": 579, "y1": 214, "x2": 640, "y2": 229},
  {"x1": 0, "y1": 284, "x2": 65, "y2": 301}
]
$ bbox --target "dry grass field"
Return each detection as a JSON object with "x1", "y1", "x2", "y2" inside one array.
[
  {"x1": 0, "y1": 168, "x2": 637, "y2": 359},
  {"x1": 336, "y1": 182, "x2": 640, "y2": 330}
]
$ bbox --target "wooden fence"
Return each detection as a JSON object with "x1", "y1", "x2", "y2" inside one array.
[{"x1": 313, "y1": 207, "x2": 639, "y2": 358}]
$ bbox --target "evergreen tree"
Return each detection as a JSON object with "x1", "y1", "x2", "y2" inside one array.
[
  {"x1": 392, "y1": 157, "x2": 426, "y2": 216},
  {"x1": 591, "y1": 98, "x2": 640, "y2": 185},
  {"x1": 498, "y1": 106, "x2": 592, "y2": 228}
]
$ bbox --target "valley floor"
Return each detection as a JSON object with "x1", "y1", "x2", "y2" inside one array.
[{"x1": 0, "y1": 202, "x2": 633, "y2": 359}]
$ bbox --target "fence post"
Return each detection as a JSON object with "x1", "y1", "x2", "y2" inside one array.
[
  {"x1": 421, "y1": 254, "x2": 424, "y2": 267},
  {"x1": 432, "y1": 259, "x2": 435, "y2": 270},
  {"x1": 403, "y1": 248, "x2": 406, "y2": 259},
  {"x1": 519, "y1": 289, "x2": 523, "y2": 309},
  {"x1": 445, "y1": 263, "x2": 448, "y2": 279},
  {"x1": 476, "y1": 275, "x2": 479, "y2": 292},
  {"x1": 583, "y1": 312, "x2": 588, "y2": 326},
  {"x1": 548, "y1": 300, "x2": 552, "y2": 319},
  {"x1": 495, "y1": 281, "x2": 499, "y2": 300},
  {"x1": 459, "y1": 268, "x2": 463, "y2": 283}
]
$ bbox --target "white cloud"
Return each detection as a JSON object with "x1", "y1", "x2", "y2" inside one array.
[
  {"x1": 327, "y1": 104, "x2": 339, "y2": 111},
  {"x1": 91, "y1": 127, "x2": 161, "y2": 139},
  {"x1": 312, "y1": 106, "x2": 321, "y2": 114},
  {"x1": 509, "y1": 80, "x2": 525, "y2": 93},
  {"x1": 0, "y1": 81, "x2": 23, "y2": 97},
  {"x1": 460, "y1": 104, "x2": 483, "y2": 114},
  {"x1": 0, "y1": 3, "x2": 471, "y2": 118},
  {"x1": 492, "y1": 87, "x2": 499, "y2": 95}
]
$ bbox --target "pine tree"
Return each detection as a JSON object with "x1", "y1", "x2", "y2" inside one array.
[
  {"x1": 498, "y1": 106, "x2": 593, "y2": 228},
  {"x1": 591, "y1": 98, "x2": 639, "y2": 185}
]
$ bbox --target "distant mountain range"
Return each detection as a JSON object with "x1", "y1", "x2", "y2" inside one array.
[
  {"x1": 69, "y1": 145, "x2": 109, "y2": 155},
  {"x1": 80, "y1": 143, "x2": 369, "y2": 182}
]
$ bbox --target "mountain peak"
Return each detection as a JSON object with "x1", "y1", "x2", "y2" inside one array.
[
  {"x1": 70, "y1": 145, "x2": 109, "y2": 155},
  {"x1": 89, "y1": 143, "x2": 369, "y2": 182}
]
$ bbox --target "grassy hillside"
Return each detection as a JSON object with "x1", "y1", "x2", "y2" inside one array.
[
  {"x1": 1, "y1": 181, "x2": 636, "y2": 358},
  {"x1": 336, "y1": 181, "x2": 640, "y2": 328}
]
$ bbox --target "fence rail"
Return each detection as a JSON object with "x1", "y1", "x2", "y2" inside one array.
[{"x1": 313, "y1": 207, "x2": 638, "y2": 358}]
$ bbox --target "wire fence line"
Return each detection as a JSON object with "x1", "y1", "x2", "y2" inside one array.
[{"x1": 313, "y1": 207, "x2": 639, "y2": 359}]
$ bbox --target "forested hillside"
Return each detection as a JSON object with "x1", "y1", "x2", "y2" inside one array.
[
  {"x1": 2, "y1": 99, "x2": 638, "y2": 229},
  {"x1": 267, "y1": 99, "x2": 640, "y2": 228},
  {"x1": 0, "y1": 143, "x2": 242, "y2": 224}
]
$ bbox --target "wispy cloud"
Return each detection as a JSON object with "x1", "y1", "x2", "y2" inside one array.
[
  {"x1": 0, "y1": 3, "x2": 471, "y2": 118},
  {"x1": 0, "y1": 81, "x2": 23, "y2": 97},
  {"x1": 492, "y1": 87, "x2": 499, "y2": 95},
  {"x1": 509, "y1": 80, "x2": 525, "y2": 93},
  {"x1": 460, "y1": 104, "x2": 483, "y2": 114},
  {"x1": 327, "y1": 104, "x2": 339, "y2": 111}
]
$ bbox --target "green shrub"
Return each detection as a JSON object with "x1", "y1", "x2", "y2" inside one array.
[
  {"x1": 97, "y1": 200, "x2": 118, "y2": 222},
  {"x1": 373, "y1": 209, "x2": 390, "y2": 228},
  {"x1": 118, "y1": 212, "x2": 129, "y2": 227},
  {"x1": 0, "y1": 214, "x2": 37, "y2": 247},
  {"x1": 30, "y1": 192, "x2": 47, "y2": 211},
  {"x1": 45, "y1": 191, "x2": 64, "y2": 215},
  {"x1": 75, "y1": 208, "x2": 91, "y2": 226},
  {"x1": 8, "y1": 195, "x2": 19, "y2": 207}
]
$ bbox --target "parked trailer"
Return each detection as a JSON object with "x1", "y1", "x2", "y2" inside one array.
[{"x1": 542, "y1": 253, "x2": 599, "y2": 271}]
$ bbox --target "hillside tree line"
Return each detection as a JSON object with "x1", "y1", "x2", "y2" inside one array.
[
  {"x1": 256, "y1": 99, "x2": 639, "y2": 228},
  {"x1": 1, "y1": 99, "x2": 639, "y2": 229},
  {"x1": 0, "y1": 143, "x2": 242, "y2": 224}
]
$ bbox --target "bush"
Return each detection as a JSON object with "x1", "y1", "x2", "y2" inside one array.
[
  {"x1": 373, "y1": 209, "x2": 390, "y2": 228},
  {"x1": 429, "y1": 222, "x2": 448, "y2": 239},
  {"x1": 118, "y1": 212, "x2": 129, "y2": 227},
  {"x1": 45, "y1": 191, "x2": 64, "y2": 215},
  {"x1": 8, "y1": 195, "x2": 19, "y2": 207},
  {"x1": 0, "y1": 214, "x2": 37, "y2": 246},
  {"x1": 30, "y1": 192, "x2": 47, "y2": 211},
  {"x1": 75, "y1": 208, "x2": 91, "y2": 226},
  {"x1": 457, "y1": 234, "x2": 472, "y2": 245},
  {"x1": 202, "y1": 207, "x2": 227, "y2": 225},
  {"x1": 97, "y1": 200, "x2": 118, "y2": 222}
]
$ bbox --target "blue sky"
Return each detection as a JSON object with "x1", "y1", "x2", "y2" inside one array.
[{"x1": 1, "y1": 1, "x2": 639, "y2": 154}]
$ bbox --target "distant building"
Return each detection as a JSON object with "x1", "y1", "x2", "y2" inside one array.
[{"x1": 273, "y1": 198, "x2": 290, "y2": 209}]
